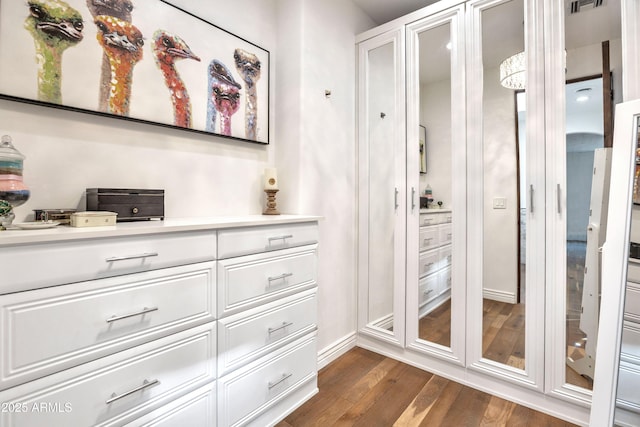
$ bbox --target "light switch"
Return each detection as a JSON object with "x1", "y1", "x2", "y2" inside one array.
[{"x1": 493, "y1": 197, "x2": 507, "y2": 209}]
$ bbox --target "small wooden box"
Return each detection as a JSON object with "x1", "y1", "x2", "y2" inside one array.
[
  {"x1": 70, "y1": 211, "x2": 117, "y2": 227},
  {"x1": 86, "y1": 188, "x2": 164, "y2": 222}
]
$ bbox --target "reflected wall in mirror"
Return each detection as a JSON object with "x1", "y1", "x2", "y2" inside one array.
[
  {"x1": 481, "y1": 0, "x2": 526, "y2": 369},
  {"x1": 416, "y1": 22, "x2": 453, "y2": 348},
  {"x1": 367, "y1": 41, "x2": 396, "y2": 332},
  {"x1": 561, "y1": 0, "x2": 621, "y2": 392}
]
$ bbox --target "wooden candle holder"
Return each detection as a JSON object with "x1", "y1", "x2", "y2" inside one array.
[{"x1": 263, "y1": 189, "x2": 280, "y2": 215}]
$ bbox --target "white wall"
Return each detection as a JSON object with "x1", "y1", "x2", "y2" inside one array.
[
  {"x1": 420, "y1": 79, "x2": 453, "y2": 208},
  {"x1": 1, "y1": 0, "x2": 374, "y2": 361},
  {"x1": 275, "y1": 0, "x2": 375, "y2": 354},
  {"x1": 0, "y1": 0, "x2": 278, "y2": 220},
  {"x1": 482, "y1": 65, "x2": 519, "y2": 303}
]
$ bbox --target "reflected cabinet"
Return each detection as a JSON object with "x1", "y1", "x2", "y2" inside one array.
[{"x1": 357, "y1": 0, "x2": 637, "y2": 424}]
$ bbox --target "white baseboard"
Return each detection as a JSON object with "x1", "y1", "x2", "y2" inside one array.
[
  {"x1": 483, "y1": 288, "x2": 517, "y2": 304},
  {"x1": 317, "y1": 332, "x2": 357, "y2": 370}
]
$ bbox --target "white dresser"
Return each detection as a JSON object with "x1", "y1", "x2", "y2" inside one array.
[
  {"x1": 418, "y1": 209, "x2": 452, "y2": 318},
  {"x1": 617, "y1": 258, "x2": 640, "y2": 426},
  {"x1": 0, "y1": 215, "x2": 320, "y2": 427}
]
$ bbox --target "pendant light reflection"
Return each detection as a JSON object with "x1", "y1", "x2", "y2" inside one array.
[{"x1": 499, "y1": 51, "x2": 526, "y2": 90}]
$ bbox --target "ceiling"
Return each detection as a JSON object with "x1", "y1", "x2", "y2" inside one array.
[{"x1": 352, "y1": 0, "x2": 440, "y2": 25}]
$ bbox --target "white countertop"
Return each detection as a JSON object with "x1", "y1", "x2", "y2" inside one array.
[
  {"x1": 0, "y1": 214, "x2": 322, "y2": 246},
  {"x1": 419, "y1": 208, "x2": 452, "y2": 213}
]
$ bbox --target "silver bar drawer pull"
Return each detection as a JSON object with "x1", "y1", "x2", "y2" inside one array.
[
  {"x1": 268, "y1": 373, "x2": 293, "y2": 390},
  {"x1": 107, "y1": 306, "x2": 158, "y2": 323},
  {"x1": 268, "y1": 321, "x2": 294, "y2": 334},
  {"x1": 106, "y1": 252, "x2": 159, "y2": 262},
  {"x1": 106, "y1": 379, "x2": 159, "y2": 404},
  {"x1": 268, "y1": 272, "x2": 293, "y2": 283},
  {"x1": 268, "y1": 235, "x2": 293, "y2": 244}
]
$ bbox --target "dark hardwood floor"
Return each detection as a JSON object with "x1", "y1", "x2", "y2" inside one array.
[{"x1": 277, "y1": 347, "x2": 578, "y2": 427}]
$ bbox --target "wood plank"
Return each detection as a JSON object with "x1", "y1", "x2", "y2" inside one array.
[
  {"x1": 479, "y1": 395, "x2": 517, "y2": 426},
  {"x1": 282, "y1": 348, "x2": 578, "y2": 427},
  {"x1": 335, "y1": 363, "x2": 431, "y2": 426},
  {"x1": 393, "y1": 375, "x2": 450, "y2": 426}
]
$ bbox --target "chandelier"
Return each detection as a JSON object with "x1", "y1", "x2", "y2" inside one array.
[{"x1": 499, "y1": 51, "x2": 526, "y2": 90}]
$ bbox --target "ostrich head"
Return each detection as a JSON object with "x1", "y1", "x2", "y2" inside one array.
[
  {"x1": 94, "y1": 15, "x2": 144, "y2": 64},
  {"x1": 152, "y1": 30, "x2": 200, "y2": 67},
  {"x1": 86, "y1": 0, "x2": 133, "y2": 21},
  {"x1": 233, "y1": 48, "x2": 261, "y2": 87},
  {"x1": 25, "y1": 0, "x2": 84, "y2": 49},
  {"x1": 209, "y1": 59, "x2": 242, "y2": 114}
]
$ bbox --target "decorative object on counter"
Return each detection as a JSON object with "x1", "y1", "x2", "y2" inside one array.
[
  {"x1": 12, "y1": 220, "x2": 61, "y2": 230},
  {"x1": 34, "y1": 209, "x2": 77, "y2": 225},
  {"x1": 0, "y1": 1, "x2": 270, "y2": 144},
  {"x1": 70, "y1": 211, "x2": 117, "y2": 227},
  {"x1": 263, "y1": 168, "x2": 280, "y2": 215},
  {"x1": 424, "y1": 185, "x2": 434, "y2": 208},
  {"x1": 0, "y1": 199, "x2": 13, "y2": 230},
  {"x1": 0, "y1": 135, "x2": 30, "y2": 229},
  {"x1": 86, "y1": 188, "x2": 164, "y2": 222},
  {"x1": 437, "y1": 201, "x2": 443, "y2": 208}
]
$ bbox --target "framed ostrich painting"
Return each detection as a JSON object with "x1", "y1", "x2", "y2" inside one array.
[{"x1": 0, "y1": 0, "x2": 270, "y2": 144}]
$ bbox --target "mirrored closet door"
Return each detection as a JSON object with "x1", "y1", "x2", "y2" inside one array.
[
  {"x1": 357, "y1": 28, "x2": 407, "y2": 347},
  {"x1": 467, "y1": 0, "x2": 545, "y2": 390},
  {"x1": 405, "y1": 4, "x2": 466, "y2": 365}
]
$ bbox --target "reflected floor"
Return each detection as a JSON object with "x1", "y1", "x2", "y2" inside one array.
[
  {"x1": 566, "y1": 240, "x2": 593, "y2": 390},
  {"x1": 419, "y1": 297, "x2": 591, "y2": 388}
]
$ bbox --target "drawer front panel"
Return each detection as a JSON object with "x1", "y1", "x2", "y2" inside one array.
[
  {"x1": 0, "y1": 323, "x2": 216, "y2": 427},
  {"x1": 621, "y1": 321, "x2": 640, "y2": 364},
  {"x1": 0, "y1": 231, "x2": 216, "y2": 295},
  {"x1": 419, "y1": 214, "x2": 438, "y2": 227},
  {"x1": 125, "y1": 382, "x2": 216, "y2": 427},
  {"x1": 439, "y1": 266, "x2": 452, "y2": 294},
  {"x1": 218, "y1": 334, "x2": 317, "y2": 427},
  {"x1": 217, "y1": 222, "x2": 318, "y2": 259},
  {"x1": 439, "y1": 224, "x2": 452, "y2": 246},
  {"x1": 419, "y1": 275, "x2": 439, "y2": 305},
  {"x1": 419, "y1": 228, "x2": 439, "y2": 252},
  {"x1": 617, "y1": 360, "x2": 640, "y2": 414},
  {"x1": 625, "y1": 283, "x2": 640, "y2": 323},
  {"x1": 419, "y1": 249, "x2": 439, "y2": 278},
  {"x1": 1, "y1": 263, "x2": 215, "y2": 391},
  {"x1": 440, "y1": 245, "x2": 452, "y2": 268},
  {"x1": 218, "y1": 289, "x2": 317, "y2": 376},
  {"x1": 217, "y1": 245, "x2": 317, "y2": 316}
]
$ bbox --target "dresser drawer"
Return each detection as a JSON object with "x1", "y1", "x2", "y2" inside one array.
[
  {"x1": 217, "y1": 334, "x2": 317, "y2": 427},
  {"x1": 439, "y1": 224, "x2": 452, "y2": 246},
  {"x1": 217, "y1": 222, "x2": 318, "y2": 259},
  {"x1": 218, "y1": 289, "x2": 317, "y2": 376},
  {"x1": 440, "y1": 245, "x2": 452, "y2": 268},
  {"x1": 125, "y1": 382, "x2": 216, "y2": 427},
  {"x1": 625, "y1": 283, "x2": 640, "y2": 323},
  {"x1": 419, "y1": 249, "x2": 439, "y2": 278},
  {"x1": 622, "y1": 321, "x2": 640, "y2": 363},
  {"x1": 439, "y1": 266, "x2": 452, "y2": 293},
  {"x1": 617, "y1": 360, "x2": 640, "y2": 414},
  {"x1": 217, "y1": 245, "x2": 317, "y2": 316},
  {"x1": 0, "y1": 231, "x2": 216, "y2": 294},
  {"x1": 419, "y1": 214, "x2": 439, "y2": 227},
  {"x1": 419, "y1": 275, "x2": 439, "y2": 305},
  {"x1": 419, "y1": 228, "x2": 439, "y2": 252},
  {"x1": 0, "y1": 323, "x2": 216, "y2": 427},
  {"x1": 0, "y1": 262, "x2": 215, "y2": 391}
]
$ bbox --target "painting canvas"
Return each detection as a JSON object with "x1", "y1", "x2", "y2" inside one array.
[{"x1": 0, "y1": 0, "x2": 270, "y2": 144}]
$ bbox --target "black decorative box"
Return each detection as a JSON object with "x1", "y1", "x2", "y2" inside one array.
[{"x1": 86, "y1": 188, "x2": 164, "y2": 222}]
